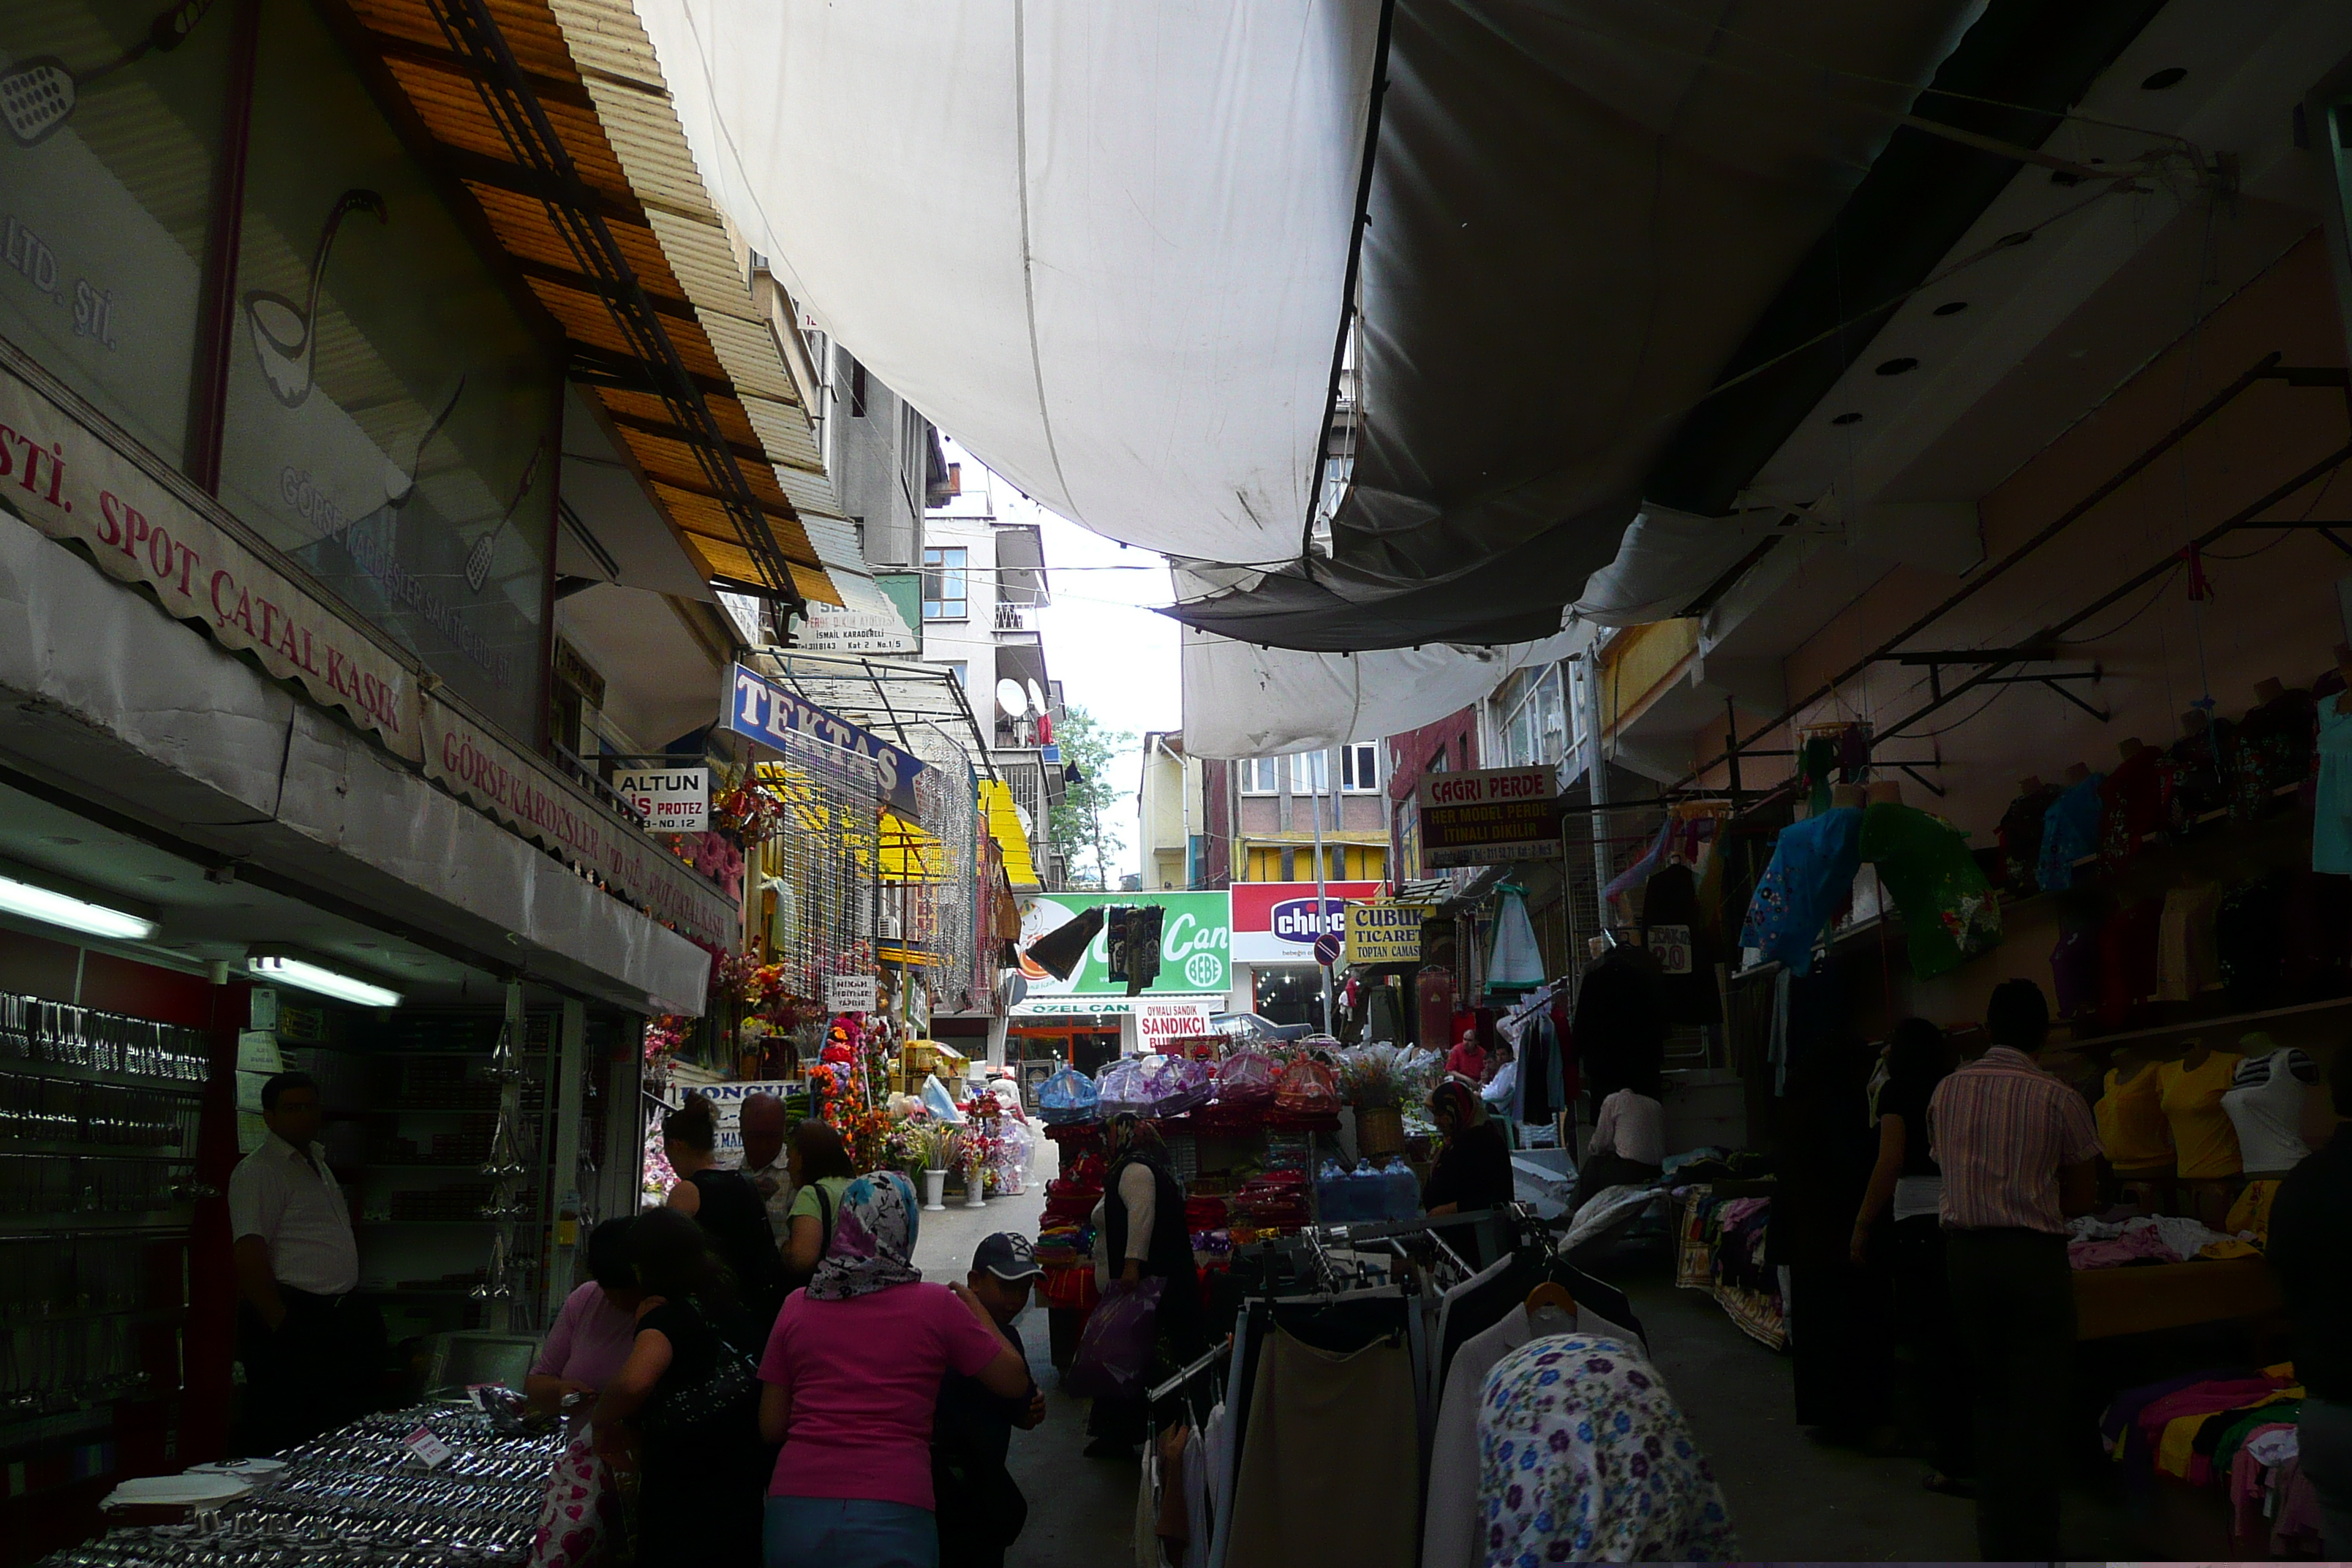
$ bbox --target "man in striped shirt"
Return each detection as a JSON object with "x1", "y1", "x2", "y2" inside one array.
[{"x1": 1928, "y1": 979, "x2": 2100, "y2": 1559}]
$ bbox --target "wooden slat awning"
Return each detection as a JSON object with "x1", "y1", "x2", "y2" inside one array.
[{"x1": 346, "y1": 0, "x2": 842, "y2": 606}]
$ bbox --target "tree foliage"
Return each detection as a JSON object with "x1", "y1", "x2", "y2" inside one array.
[{"x1": 1047, "y1": 704, "x2": 1133, "y2": 889}]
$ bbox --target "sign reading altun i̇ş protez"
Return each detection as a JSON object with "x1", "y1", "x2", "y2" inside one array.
[{"x1": 1417, "y1": 765, "x2": 1563, "y2": 868}]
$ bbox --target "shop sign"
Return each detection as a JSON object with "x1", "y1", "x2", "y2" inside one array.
[
  {"x1": 823, "y1": 973, "x2": 878, "y2": 1014},
  {"x1": 1228, "y1": 881, "x2": 1382, "y2": 963},
  {"x1": 724, "y1": 663, "x2": 927, "y2": 819},
  {"x1": 1012, "y1": 992, "x2": 1226, "y2": 1019},
  {"x1": 795, "y1": 599, "x2": 919, "y2": 655},
  {"x1": 421, "y1": 697, "x2": 740, "y2": 950},
  {"x1": 1344, "y1": 902, "x2": 1432, "y2": 967},
  {"x1": 1417, "y1": 765, "x2": 1563, "y2": 868},
  {"x1": 1136, "y1": 999, "x2": 1215, "y2": 1047},
  {"x1": 614, "y1": 767, "x2": 709, "y2": 834},
  {"x1": 1011, "y1": 892, "x2": 1231, "y2": 997},
  {"x1": 684, "y1": 1079, "x2": 797, "y2": 1159},
  {"x1": 0, "y1": 358, "x2": 421, "y2": 759}
]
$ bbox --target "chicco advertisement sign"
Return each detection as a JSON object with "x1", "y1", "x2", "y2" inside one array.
[{"x1": 1228, "y1": 881, "x2": 1382, "y2": 964}]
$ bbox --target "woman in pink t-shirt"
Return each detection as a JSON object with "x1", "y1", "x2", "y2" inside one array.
[{"x1": 758, "y1": 1172, "x2": 1028, "y2": 1568}]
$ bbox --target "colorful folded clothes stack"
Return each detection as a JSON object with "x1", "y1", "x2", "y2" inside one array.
[
  {"x1": 2066, "y1": 1212, "x2": 2258, "y2": 1268},
  {"x1": 2100, "y1": 1364, "x2": 2322, "y2": 1554}
]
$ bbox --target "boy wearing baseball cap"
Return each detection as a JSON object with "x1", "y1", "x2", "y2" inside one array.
[{"x1": 933, "y1": 1233, "x2": 1048, "y2": 1568}]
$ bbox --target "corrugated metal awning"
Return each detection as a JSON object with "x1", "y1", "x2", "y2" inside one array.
[{"x1": 350, "y1": 0, "x2": 841, "y2": 606}]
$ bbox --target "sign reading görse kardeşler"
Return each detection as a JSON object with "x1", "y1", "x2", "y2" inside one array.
[
  {"x1": 1417, "y1": 766, "x2": 1563, "y2": 868},
  {"x1": 1227, "y1": 882, "x2": 1384, "y2": 964},
  {"x1": 614, "y1": 767, "x2": 709, "y2": 833},
  {"x1": 724, "y1": 663, "x2": 928, "y2": 819}
]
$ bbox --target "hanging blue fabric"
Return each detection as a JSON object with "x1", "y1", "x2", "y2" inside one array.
[
  {"x1": 2037, "y1": 774, "x2": 2106, "y2": 892},
  {"x1": 1738, "y1": 806, "x2": 1863, "y2": 975}
]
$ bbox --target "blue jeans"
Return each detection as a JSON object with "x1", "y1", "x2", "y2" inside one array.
[{"x1": 764, "y1": 1496, "x2": 938, "y2": 1568}]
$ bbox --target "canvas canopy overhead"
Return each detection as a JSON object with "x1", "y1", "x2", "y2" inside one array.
[{"x1": 979, "y1": 779, "x2": 1043, "y2": 891}]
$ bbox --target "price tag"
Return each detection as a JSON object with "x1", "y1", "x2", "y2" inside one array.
[
  {"x1": 1649, "y1": 924, "x2": 1695, "y2": 976},
  {"x1": 403, "y1": 1425, "x2": 453, "y2": 1469}
]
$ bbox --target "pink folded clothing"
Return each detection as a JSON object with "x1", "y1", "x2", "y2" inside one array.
[{"x1": 2069, "y1": 1227, "x2": 2176, "y2": 1269}]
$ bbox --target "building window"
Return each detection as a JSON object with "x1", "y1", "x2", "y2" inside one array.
[
  {"x1": 1497, "y1": 665, "x2": 1568, "y2": 767},
  {"x1": 1341, "y1": 742, "x2": 1379, "y2": 792},
  {"x1": 849, "y1": 358, "x2": 868, "y2": 417},
  {"x1": 1289, "y1": 750, "x2": 1329, "y2": 794},
  {"x1": 921, "y1": 546, "x2": 968, "y2": 620},
  {"x1": 1239, "y1": 757, "x2": 1281, "y2": 794},
  {"x1": 941, "y1": 661, "x2": 968, "y2": 689}
]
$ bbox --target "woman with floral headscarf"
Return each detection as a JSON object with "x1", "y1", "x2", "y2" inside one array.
[
  {"x1": 1476, "y1": 1333, "x2": 1739, "y2": 1564},
  {"x1": 758, "y1": 1172, "x2": 1031, "y2": 1568}
]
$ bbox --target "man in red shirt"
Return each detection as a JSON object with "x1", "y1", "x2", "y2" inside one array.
[{"x1": 1928, "y1": 979, "x2": 2100, "y2": 1558}]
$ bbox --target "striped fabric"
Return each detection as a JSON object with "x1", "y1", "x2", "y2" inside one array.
[{"x1": 1927, "y1": 1047, "x2": 2100, "y2": 1234}]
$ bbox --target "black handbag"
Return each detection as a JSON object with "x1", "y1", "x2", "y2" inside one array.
[{"x1": 638, "y1": 1303, "x2": 758, "y2": 1438}]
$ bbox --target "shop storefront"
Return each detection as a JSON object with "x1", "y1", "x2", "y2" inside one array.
[{"x1": 1228, "y1": 881, "x2": 1381, "y2": 1030}]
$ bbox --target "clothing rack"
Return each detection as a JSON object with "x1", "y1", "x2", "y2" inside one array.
[{"x1": 1147, "y1": 1335, "x2": 1234, "y2": 1403}]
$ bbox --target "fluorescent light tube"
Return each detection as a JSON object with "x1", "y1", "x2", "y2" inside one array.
[
  {"x1": 250, "y1": 954, "x2": 402, "y2": 1009},
  {"x1": 0, "y1": 872, "x2": 157, "y2": 941}
]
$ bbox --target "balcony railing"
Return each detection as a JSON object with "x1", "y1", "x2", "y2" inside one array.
[{"x1": 994, "y1": 603, "x2": 1030, "y2": 632}]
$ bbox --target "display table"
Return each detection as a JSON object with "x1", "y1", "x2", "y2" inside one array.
[{"x1": 2073, "y1": 1256, "x2": 2283, "y2": 1341}]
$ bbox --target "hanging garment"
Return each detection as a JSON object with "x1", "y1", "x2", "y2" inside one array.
[
  {"x1": 2166, "y1": 717, "x2": 2239, "y2": 833},
  {"x1": 1640, "y1": 862, "x2": 1718, "y2": 1023},
  {"x1": 2215, "y1": 872, "x2": 2288, "y2": 1011},
  {"x1": 2048, "y1": 909, "x2": 2104, "y2": 1021},
  {"x1": 2100, "y1": 746, "x2": 2174, "y2": 868},
  {"x1": 2097, "y1": 1063, "x2": 2174, "y2": 1173},
  {"x1": 1798, "y1": 734, "x2": 1839, "y2": 816},
  {"x1": 1127, "y1": 905, "x2": 1165, "y2": 995},
  {"x1": 2220, "y1": 1041, "x2": 2320, "y2": 1174},
  {"x1": 1418, "y1": 966, "x2": 1457, "y2": 1053},
  {"x1": 2095, "y1": 899, "x2": 2164, "y2": 1030},
  {"x1": 1571, "y1": 946, "x2": 1667, "y2": 1108},
  {"x1": 2230, "y1": 686, "x2": 2318, "y2": 821},
  {"x1": 1488, "y1": 889, "x2": 1545, "y2": 991},
  {"x1": 2037, "y1": 774, "x2": 2106, "y2": 893},
  {"x1": 2279, "y1": 871, "x2": 2352, "y2": 1001},
  {"x1": 1738, "y1": 806, "x2": 1862, "y2": 975},
  {"x1": 1223, "y1": 1327, "x2": 1417, "y2": 1568},
  {"x1": 2155, "y1": 882, "x2": 2225, "y2": 1002},
  {"x1": 1107, "y1": 906, "x2": 1132, "y2": 984},
  {"x1": 2158, "y1": 1052, "x2": 2245, "y2": 1180},
  {"x1": 1028, "y1": 904, "x2": 1106, "y2": 980},
  {"x1": 1996, "y1": 783, "x2": 2062, "y2": 895},
  {"x1": 2317, "y1": 699, "x2": 2352, "y2": 872},
  {"x1": 1857, "y1": 802, "x2": 1999, "y2": 979},
  {"x1": 1475, "y1": 1335, "x2": 1739, "y2": 1564},
  {"x1": 1420, "y1": 1303, "x2": 1642, "y2": 1568}
]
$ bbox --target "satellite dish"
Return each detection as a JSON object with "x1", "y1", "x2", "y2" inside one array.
[
  {"x1": 995, "y1": 678, "x2": 1029, "y2": 717},
  {"x1": 1026, "y1": 679, "x2": 1048, "y2": 716}
]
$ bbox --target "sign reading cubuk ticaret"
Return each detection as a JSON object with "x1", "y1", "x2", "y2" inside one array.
[{"x1": 1417, "y1": 765, "x2": 1563, "y2": 868}]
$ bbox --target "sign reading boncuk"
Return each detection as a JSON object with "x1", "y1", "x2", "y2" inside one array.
[
  {"x1": 724, "y1": 663, "x2": 928, "y2": 818},
  {"x1": 1417, "y1": 765, "x2": 1563, "y2": 868},
  {"x1": 613, "y1": 767, "x2": 709, "y2": 833}
]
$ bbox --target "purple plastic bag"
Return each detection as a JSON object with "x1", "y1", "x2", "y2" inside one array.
[
  {"x1": 1135, "y1": 1052, "x2": 1211, "y2": 1116},
  {"x1": 1062, "y1": 1276, "x2": 1166, "y2": 1400}
]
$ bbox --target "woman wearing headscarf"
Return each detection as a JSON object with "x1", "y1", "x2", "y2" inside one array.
[
  {"x1": 1424, "y1": 1079, "x2": 1515, "y2": 1265},
  {"x1": 1476, "y1": 1333, "x2": 1739, "y2": 1563},
  {"x1": 590, "y1": 1207, "x2": 769, "y2": 1568},
  {"x1": 1850, "y1": 1017, "x2": 1970, "y2": 1493},
  {"x1": 758, "y1": 1172, "x2": 1030, "y2": 1568},
  {"x1": 1083, "y1": 1112, "x2": 1203, "y2": 1458}
]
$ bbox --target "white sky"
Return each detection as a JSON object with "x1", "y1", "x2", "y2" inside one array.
[{"x1": 935, "y1": 437, "x2": 1179, "y2": 875}]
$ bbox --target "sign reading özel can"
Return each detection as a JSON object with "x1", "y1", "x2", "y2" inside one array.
[
  {"x1": 1344, "y1": 902, "x2": 1433, "y2": 966},
  {"x1": 613, "y1": 767, "x2": 709, "y2": 833}
]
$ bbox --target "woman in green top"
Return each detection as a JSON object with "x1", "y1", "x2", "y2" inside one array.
[{"x1": 783, "y1": 1120, "x2": 857, "y2": 1292}]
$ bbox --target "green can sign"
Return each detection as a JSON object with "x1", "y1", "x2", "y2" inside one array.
[{"x1": 1012, "y1": 892, "x2": 1231, "y2": 998}]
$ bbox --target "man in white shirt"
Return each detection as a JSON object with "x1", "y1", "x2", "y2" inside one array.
[
  {"x1": 228, "y1": 1071, "x2": 382, "y2": 1455},
  {"x1": 736, "y1": 1091, "x2": 796, "y2": 1245}
]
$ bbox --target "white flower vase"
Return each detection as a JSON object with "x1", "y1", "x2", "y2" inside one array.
[
  {"x1": 963, "y1": 1156, "x2": 987, "y2": 1209},
  {"x1": 922, "y1": 1169, "x2": 948, "y2": 1211}
]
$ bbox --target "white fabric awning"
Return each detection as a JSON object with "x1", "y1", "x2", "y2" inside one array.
[
  {"x1": 1179, "y1": 624, "x2": 1580, "y2": 758},
  {"x1": 636, "y1": 0, "x2": 1379, "y2": 565}
]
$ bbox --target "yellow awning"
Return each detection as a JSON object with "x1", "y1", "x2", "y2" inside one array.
[
  {"x1": 979, "y1": 780, "x2": 1041, "y2": 889},
  {"x1": 879, "y1": 810, "x2": 944, "y2": 883}
]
